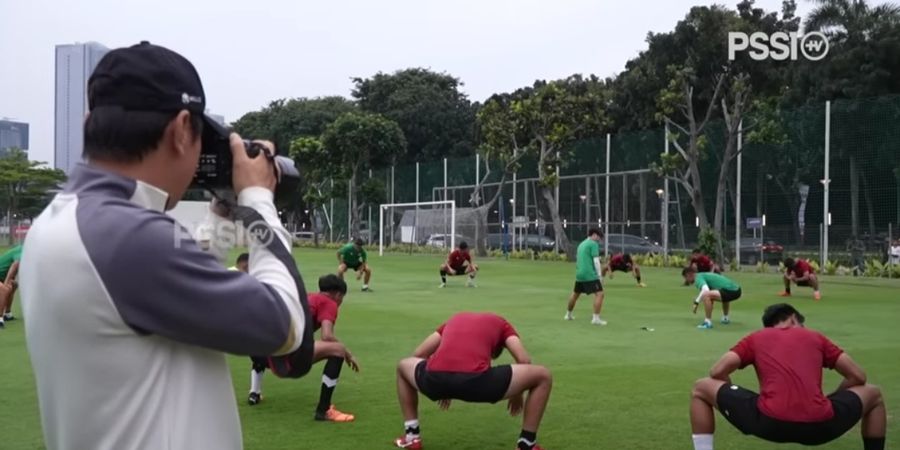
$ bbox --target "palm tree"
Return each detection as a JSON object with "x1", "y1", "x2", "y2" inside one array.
[{"x1": 805, "y1": 0, "x2": 900, "y2": 240}]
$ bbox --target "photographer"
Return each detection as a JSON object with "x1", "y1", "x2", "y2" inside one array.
[{"x1": 19, "y1": 42, "x2": 308, "y2": 450}]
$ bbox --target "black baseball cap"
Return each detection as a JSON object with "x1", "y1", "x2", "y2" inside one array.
[
  {"x1": 761, "y1": 303, "x2": 806, "y2": 327},
  {"x1": 87, "y1": 41, "x2": 229, "y2": 139}
]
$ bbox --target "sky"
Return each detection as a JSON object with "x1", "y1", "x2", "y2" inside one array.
[{"x1": 1, "y1": 0, "x2": 813, "y2": 165}]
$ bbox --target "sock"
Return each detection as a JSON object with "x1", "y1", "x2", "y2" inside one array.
[
  {"x1": 469, "y1": 272, "x2": 476, "y2": 279},
  {"x1": 636, "y1": 276, "x2": 642, "y2": 283},
  {"x1": 250, "y1": 370, "x2": 263, "y2": 394},
  {"x1": 404, "y1": 419, "x2": 420, "y2": 440},
  {"x1": 863, "y1": 437, "x2": 885, "y2": 450},
  {"x1": 691, "y1": 433, "x2": 713, "y2": 450},
  {"x1": 317, "y1": 357, "x2": 343, "y2": 414},
  {"x1": 3, "y1": 312, "x2": 11, "y2": 319},
  {"x1": 592, "y1": 313, "x2": 601, "y2": 321},
  {"x1": 722, "y1": 315, "x2": 729, "y2": 321},
  {"x1": 786, "y1": 287, "x2": 791, "y2": 294},
  {"x1": 440, "y1": 270, "x2": 447, "y2": 283},
  {"x1": 517, "y1": 430, "x2": 537, "y2": 450},
  {"x1": 704, "y1": 318, "x2": 712, "y2": 325}
]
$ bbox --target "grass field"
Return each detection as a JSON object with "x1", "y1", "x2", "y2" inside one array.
[{"x1": 1, "y1": 248, "x2": 898, "y2": 450}]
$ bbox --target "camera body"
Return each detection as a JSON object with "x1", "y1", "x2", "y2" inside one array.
[{"x1": 194, "y1": 126, "x2": 300, "y2": 196}]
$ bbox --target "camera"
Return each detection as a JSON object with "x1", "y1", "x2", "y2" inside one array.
[{"x1": 194, "y1": 119, "x2": 300, "y2": 198}]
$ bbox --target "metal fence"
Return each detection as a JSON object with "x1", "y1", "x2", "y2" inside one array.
[{"x1": 316, "y1": 95, "x2": 900, "y2": 269}]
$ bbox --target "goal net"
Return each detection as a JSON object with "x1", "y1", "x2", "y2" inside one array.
[{"x1": 378, "y1": 201, "x2": 481, "y2": 255}]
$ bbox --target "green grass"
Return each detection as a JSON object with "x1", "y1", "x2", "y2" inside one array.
[{"x1": 2, "y1": 249, "x2": 899, "y2": 450}]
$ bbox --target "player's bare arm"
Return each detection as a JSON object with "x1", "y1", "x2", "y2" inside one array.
[
  {"x1": 833, "y1": 353, "x2": 867, "y2": 391},
  {"x1": 412, "y1": 332, "x2": 442, "y2": 358},
  {"x1": 504, "y1": 336, "x2": 533, "y2": 365},
  {"x1": 708, "y1": 351, "x2": 741, "y2": 384},
  {"x1": 320, "y1": 320, "x2": 338, "y2": 342}
]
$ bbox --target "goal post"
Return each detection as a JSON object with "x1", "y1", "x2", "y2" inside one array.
[{"x1": 379, "y1": 200, "x2": 456, "y2": 256}]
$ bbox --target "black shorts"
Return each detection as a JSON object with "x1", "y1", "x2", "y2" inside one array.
[
  {"x1": 574, "y1": 280, "x2": 603, "y2": 294},
  {"x1": 344, "y1": 261, "x2": 363, "y2": 271},
  {"x1": 796, "y1": 280, "x2": 811, "y2": 287},
  {"x1": 720, "y1": 288, "x2": 742, "y2": 302},
  {"x1": 611, "y1": 262, "x2": 632, "y2": 272},
  {"x1": 717, "y1": 384, "x2": 862, "y2": 446},
  {"x1": 450, "y1": 264, "x2": 467, "y2": 274},
  {"x1": 415, "y1": 361, "x2": 512, "y2": 404}
]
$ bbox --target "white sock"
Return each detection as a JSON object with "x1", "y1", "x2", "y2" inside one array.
[
  {"x1": 722, "y1": 315, "x2": 729, "y2": 320},
  {"x1": 565, "y1": 311, "x2": 573, "y2": 318},
  {"x1": 404, "y1": 419, "x2": 420, "y2": 439},
  {"x1": 691, "y1": 433, "x2": 713, "y2": 450},
  {"x1": 592, "y1": 314, "x2": 601, "y2": 321},
  {"x1": 704, "y1": 318, "x2": 712, "y2": 325},
  {"x1": 250, "y1": 370, "x2": 263, "y2": 394}
]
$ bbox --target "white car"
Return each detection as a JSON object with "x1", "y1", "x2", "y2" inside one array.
[{"x1": 424, "y1": 234, "x2": 467, "y2": 248}]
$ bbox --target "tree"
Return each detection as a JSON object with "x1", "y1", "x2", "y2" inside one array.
[
  {"x1": 0, "y1": 149, "x2": 66, "y2": 244},
  {"x1": 478, "y1": 75, "x2": 609, "y2": 259},
  {"x1": 352, "y1": 68, "x2": 477, "y2": 163},
  {"x1": 319, "y1": 112, "x2": 406, "y2": 237}
]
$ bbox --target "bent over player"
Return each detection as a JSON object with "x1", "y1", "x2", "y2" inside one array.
[
  {"x1": 781, "y1": 257, "x2": 821, "y2": 300},
  {"x1": 439, "y1": 241, "x2": 478, "y2": 288},
  {"x1": 394, "y1": 312, "x2": 552, "y2": 450},
  {"x1": 249, "y1": 274, "x2": 360, "y2": 422},
  {"x1": 602, "y1": 253, "x2": 645, "y2": 287},
  {"x1": 337, "y1": 238, "x2": 372, "y2": 291},
  {"x1": 683, "y1": 267, "x2": 742, "y2": 330},
  {"x1": 689, "y1": 303, "x2": 885, "y2": 450}
]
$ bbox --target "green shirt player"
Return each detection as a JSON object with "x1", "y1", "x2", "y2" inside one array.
[
  {"x1": 337, "y1": 238, "x2": 372, "y2": 291},
  {"x1": 682, "y1": 267, "x2": 742, "y2": 330},
  {"x1": 0, "y1": 245, "x2": 22, "y2": 327},
  {"x1": 566, "y1": 228, "x2": 607, "y2": 325}
]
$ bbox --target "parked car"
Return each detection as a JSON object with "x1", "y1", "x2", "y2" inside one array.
[
  {"x1": 730, "y1": 238, "x2": 783, "y2": 265},
  {"x1": 423, "y1": 234, "x2": 471, "y2": 248},
  {"x1": 602, "y1": 233, "x2": 667, "y2": 255},
  {"x1": 486, "y1": 233, "x2": 557, "y2": 252}
]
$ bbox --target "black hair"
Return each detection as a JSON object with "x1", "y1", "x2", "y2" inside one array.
[
  {"x1": 762, "y1": 303, "x2": 806, "y2": 327},
  {"x1": 354, "y1": 238, "x2": 365, "y2": 247},
  {"x1": 682, "y1": 266, "x2": 695, "y2": 277},
  {"x1": 458, "y1": 241, "x2": 468, "y2": 250},
  {"x1": 622, "y1": 253, "x2": 632, "y2": 263},
  {"x1": 692, "y1": 248, "x2": 702, "y2": 254},
  {"x1": 783, "y1": 258, "x2": 795, "y2": 268},
  {"x1": 83, "y1": 107, "x2": 203, "y2": 163},
  {"x1": 588, "y1": 228, "x2": 603, "y2": 238},
  {"x1": 236, "y1": 253, "x2": 249, "y2": 264},
  {"x1": 318, "y1": 274, "x2": 348, "y2": 295}
]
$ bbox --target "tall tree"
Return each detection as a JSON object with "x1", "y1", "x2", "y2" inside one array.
[
  {"x1": 319, "y1": 112, "x2": 406, "y2": 236},
  {"x1": 352, "y1": 68, "x2": 476, "y2": 163},
  {"x1": 479, "y1": 75, "x2": 609, "y2": 259},
  {"x1": 0, "y1": 149, "x2": 67, "y2": 243}
]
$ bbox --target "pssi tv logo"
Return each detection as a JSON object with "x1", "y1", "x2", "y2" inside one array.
[{"x1": 728, "y1": 32, "x2": 829, "y2": 61}]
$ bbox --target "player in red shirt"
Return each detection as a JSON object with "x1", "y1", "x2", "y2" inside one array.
[
  {"x1": 688, "y1": 303, "x2": 885, "y2": 450},
  {"x1": 393, "y1": 313, "x2": 552, "y2": 450},
  {"x1": 602, "y1": 253, "x2": 646, "y2": 287},
  {"x1": 690, "y1": 249, "x2": 721, "y2": 274},
  {"x1": 780, "y1": 257, "x2": 821, "y2": 300},
  {"x1": 248, "y1": 274, "x2": 361, "y2": 423},
  {"x1": 439, "y1": 241, "x2": 479, "y2": 288}
]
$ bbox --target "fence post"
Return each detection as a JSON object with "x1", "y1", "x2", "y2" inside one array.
[
  {"x1": 664, "y1": 124, "x2": 670, "y2": 262},
  {"x1": 604, "y1": 133, "x2": 611, "y2": 258},
  {"x1": 823, "y1": 100, "x2": 831, "y2": 266},
  {"x1": 390, "y1": 166, "x2": 395, "y2": 246},
  {"x1": 736, "y1": 120, "x2": 743, "y2": 268},
  {"x1": 368, "y1": 169, "x2": 373, "y2": 244},
  {"x1": 330, "y1": 178, "x2": 334, "y2": 243}
]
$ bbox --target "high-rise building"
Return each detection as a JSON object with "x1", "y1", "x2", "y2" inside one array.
[
  {"x1": 55, "y1": 42, "x2": 108, "y2": 174},
  {"x1": 0, "y1": 119, "x2": 29, "y2": 156}
]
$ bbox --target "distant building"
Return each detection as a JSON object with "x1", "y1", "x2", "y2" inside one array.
[
  {"x1": 206, "y1": 112, "x2": 226, "y2": 126},
  {"x1": 0, "y1": 119, "x2": 29, "y2": 156},
  {"x1": 55, "y1": 42, "x2": 108, "y2": 174}
]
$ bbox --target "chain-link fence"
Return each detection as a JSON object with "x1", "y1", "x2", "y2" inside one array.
[{"x1": 314, "y1": 95, "x2": 900, "y2": 272}]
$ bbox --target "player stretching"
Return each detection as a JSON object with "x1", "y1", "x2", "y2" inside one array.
[
  {"x1": 690, "y1": 249, "x2": 720, "y2": 274},
  {"x1": 602, "y1": 253, "x2": 646, "y2": 287},
  {"x1": 683, "y1": 267, "x2": 742, "y2": 329},
  {"x1": 439, "y1": 241, "x2": 478, "y2": 288},
  {"x1": 0, "y1": 244, "x2": 21, "y2": 328},
  {"x1": 689, "y1": 303, "x2": 886, "y2": 450},
  {"x1": 566, "y1": 228, "x2": 607, "y2": 325},
  {"x1": 337, "y1": 238, "x2": 372, "y2": 292},
  {"x1": 393, "y1": 312, "x2": 552, "y2": 450},
  {"x1": 249, "y1": 274, "x2": 360, "y2": 422},
  {"x1": 781, "y1": 258, "x2": 821, "y2": 301}
]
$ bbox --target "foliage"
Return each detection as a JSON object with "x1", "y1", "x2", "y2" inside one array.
[
  {"x1": 755, "y1": 261, "x2": 770, "y2": 273},
  {"x1": 0, "y1": 150, "x2": 67, "y2": 238},
  {"x1": 232, "y1": 97, "x2": 357, "y2": 153},
  {"x1": 696, "y1": 228, "x2": 721, "y2": 258},
  {"x1": 352, "y1": 68, "x2": 477, "y2": 162}
]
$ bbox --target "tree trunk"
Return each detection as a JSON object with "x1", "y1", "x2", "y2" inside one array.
[
  {"x1": 313, "y1": 208, "x2": 320, "y2": 248},
  {"x1": 537, "y1": 147, "x2": 572, "y2": 259},
  {"x1": 349, "y1": 171, "x2": 361, "y2": 239},
  {"x1": 850, "y1": 154, "x2": 859, "y2": 238}
]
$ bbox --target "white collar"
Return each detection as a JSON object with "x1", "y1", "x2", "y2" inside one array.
[{"x1": 130, "y1": 180, "x2": 170, "y2": 212}]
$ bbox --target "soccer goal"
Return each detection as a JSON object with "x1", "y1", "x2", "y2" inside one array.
[{"x1": 379, "y1": 201, "x2": 457, "y2": 256}]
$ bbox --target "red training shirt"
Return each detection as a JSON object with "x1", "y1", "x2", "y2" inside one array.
[
  {"x1": 308, "y1": 292, "x2": 339, "y2": 332},
  {"x1": 610, "y1": 253, "x2": 629, "y2": 267},
  {"x1": 448, "y1": 249, "x2": 471, "y2": 268},
  {"x1": 426, "y1": 312, "x2": 518, "y2": 373},
  {"x1": 791, "y1": 259, "x2": 814, "y2": 278},
  {"x1": 730, "y1": 326, "x2": 844, "y2": 422},
  {"x1": 692, "y1": 254, "x2": 713, "y2": 272}
]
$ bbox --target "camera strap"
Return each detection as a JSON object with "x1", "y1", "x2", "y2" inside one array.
[{"x1": 227, "y1": 202, "x2": 315, "y2": 378}]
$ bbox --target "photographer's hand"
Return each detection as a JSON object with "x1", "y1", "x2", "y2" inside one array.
[{"x1": 231, "y1": 133, "x2": 277, "y2": 194}]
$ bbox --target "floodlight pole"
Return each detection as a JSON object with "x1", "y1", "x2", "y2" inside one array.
[
  {"x1": 736, "y1": 120, "x2": 742, "y2": 267},
  {"x1": 604, "y1": 133, "x2": 611, "y2": 258},
  {"x1": 822, "y1": 101, "x2": 831, "y2": 267}
]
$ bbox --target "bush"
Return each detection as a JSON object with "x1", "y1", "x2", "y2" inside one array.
[
  {"x1": 823, "y1": 260, "x2": 839, "y2": 276},
  {"x1": 696, "y1": 228, "x2": 721, "y2": 258},
  {"x1": 755, "y1": 262, "x2": 770, "y2": 273}
]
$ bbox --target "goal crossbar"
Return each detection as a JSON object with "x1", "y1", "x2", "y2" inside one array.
[{"x1": 379, "y1": 201, "x2": 456, "y2": 256}]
